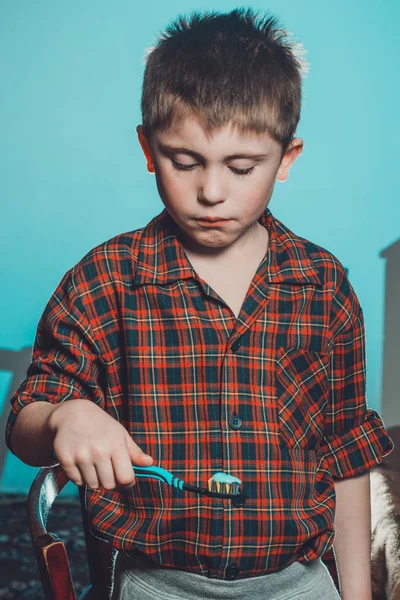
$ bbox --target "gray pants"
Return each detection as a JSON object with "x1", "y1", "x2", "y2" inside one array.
[{"x1": 110, "y1": 551, "x2": 341, "y2": 600}]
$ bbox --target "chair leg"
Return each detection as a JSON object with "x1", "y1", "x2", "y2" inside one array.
[{"x1": 78, "y1": 485, "x2": 117, "y2": 599}]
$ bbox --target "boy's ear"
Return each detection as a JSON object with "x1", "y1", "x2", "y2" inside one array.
[
  {"x1": 276, "y1": 138, "x2": 303, "y2": 182},
  {"x1": 136, "y1": 125, "x2": 155, "y2": 173}
]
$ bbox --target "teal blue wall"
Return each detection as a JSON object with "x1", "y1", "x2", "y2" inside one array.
[{"x1": 1, "y1": 1, "x2": 399, "y2": 495}]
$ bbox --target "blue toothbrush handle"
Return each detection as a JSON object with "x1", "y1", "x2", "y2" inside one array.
[{"x1": 134, "y1": 465, "x2": 184, "y2": 490}]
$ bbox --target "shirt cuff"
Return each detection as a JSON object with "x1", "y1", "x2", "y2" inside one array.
[
  {"x1": 317, "y1": 408, "x2": 394, "y2": 479},
  {"x1": 4, "y1": 396, "x2": 52, "y2": 456}
]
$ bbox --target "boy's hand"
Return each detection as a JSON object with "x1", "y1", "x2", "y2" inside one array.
[{"x1": 47, "y1": 399, "x2": 153, "y2": 490}]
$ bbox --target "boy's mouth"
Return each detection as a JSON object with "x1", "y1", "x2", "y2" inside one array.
[
  {"x1": 195, "y1": 218, "x2": 231, "y2": 226},
  {"x1": 195, "y1": 217, "x2": 230, "y2": 222}
]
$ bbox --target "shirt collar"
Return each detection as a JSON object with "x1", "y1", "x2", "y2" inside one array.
[{"x1": 133, "y1": 206, "x2": 324, "y2": 287}]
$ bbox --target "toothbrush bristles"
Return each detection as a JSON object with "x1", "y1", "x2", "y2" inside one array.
[
  {"x1": 230, "y1": 482, "x2": 239, "y2": 495},
  {"x1": 207, "y1": 472, "x2": 241, "y2": 496}
]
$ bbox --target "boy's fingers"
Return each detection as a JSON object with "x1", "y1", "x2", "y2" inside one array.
[
  {"x1": 63, "y1": 462, "x2": 99, "y2": 489},
  {"x1": 94, "y1": 457, "x2": 117, "y2": 490},
  {"x1": 125, "y1": 434, "x2": 153, "y2": 466},
  {"x1": 112, "y1": 447, "x2": 137, "y2": 489}
]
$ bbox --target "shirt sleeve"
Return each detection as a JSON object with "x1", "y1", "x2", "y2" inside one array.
[
  {"x1": 318, "y1": 267, "x2": 394, "y2": 479},
  {"x1": 4, "y1": 267, "x2": 106, "y2": 456}
]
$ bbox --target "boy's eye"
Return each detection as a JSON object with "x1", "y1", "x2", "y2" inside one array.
[{"x1": 171, "y1": 160, "x2": 255, "y2": 177}]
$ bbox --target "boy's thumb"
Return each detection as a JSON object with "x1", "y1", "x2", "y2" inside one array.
[{"x1": 126, "y1": 434, "x2": 153, "y2": 465}]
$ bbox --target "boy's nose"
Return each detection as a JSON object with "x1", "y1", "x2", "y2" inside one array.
[{"x1": 198, "y1": 173, "x2": 228, "y2": 204}]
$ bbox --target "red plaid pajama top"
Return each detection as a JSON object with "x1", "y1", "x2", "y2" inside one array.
[{"x1": 5, "y1": 206, "x2": 394, "y2": 579}]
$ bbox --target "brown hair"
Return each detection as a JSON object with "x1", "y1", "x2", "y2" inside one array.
[{"x1": 140, "y1": 6, "x2": 309, "y2": 159}]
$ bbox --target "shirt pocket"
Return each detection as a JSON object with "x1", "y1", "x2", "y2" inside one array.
[{"x1": 275, "y1": 347, "x2": 331, "y2": 450}]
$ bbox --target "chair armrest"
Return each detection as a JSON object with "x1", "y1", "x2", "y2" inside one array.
[
  {"x1": 27, "y1": 465, "x2": 77, "y2": 600},
  {"x1": 27, "y1": 465, "x2": 70, "y2": 538}
]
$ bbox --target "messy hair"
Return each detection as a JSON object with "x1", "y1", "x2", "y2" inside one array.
[{"x1": 140, "y1": 6, "x2": 309, "y2": 159}]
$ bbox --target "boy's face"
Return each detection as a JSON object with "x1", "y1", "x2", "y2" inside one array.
[{"x1": 136, "y1": 116, "x2": 303, "y2": 258}]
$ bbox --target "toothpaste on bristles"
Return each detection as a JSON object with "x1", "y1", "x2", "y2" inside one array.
[{"x1": 208, "y1": 472, "x2": 241, "y2": 495}]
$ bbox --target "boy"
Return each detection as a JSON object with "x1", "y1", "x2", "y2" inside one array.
[{"x1": 5, "y1": 7, "x2": 394, "y2": 600}]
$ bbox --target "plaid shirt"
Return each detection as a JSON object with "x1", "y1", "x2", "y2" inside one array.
[{"x1": 5, "y1": 206, "x2": 394, "y2": 579}]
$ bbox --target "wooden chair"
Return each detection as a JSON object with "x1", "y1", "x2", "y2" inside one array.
[{"x1": 27, "y1": 463, "x2": 341, "y2": 599}]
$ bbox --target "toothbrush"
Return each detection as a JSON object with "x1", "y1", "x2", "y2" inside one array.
[
  {"x1": 133, "y1": 465, "x2": 243, "y2": 499},
  {"x1": 50, "y1": 452, "x2": 243, "y2": 500}
]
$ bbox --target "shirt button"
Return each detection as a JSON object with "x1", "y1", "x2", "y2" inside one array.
[
  {"x1": 231, "y1": 492, "x2": 246, "y2": 508},
  {"x1": 231, "y1": 339, "x2": 241, "y2": 352},
  {"x1": 226, "y1": 562, "x2": 240, "y2": 579},
  {"x1": 228, "y1": 414, "x2": 243, "y2": 430}
]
